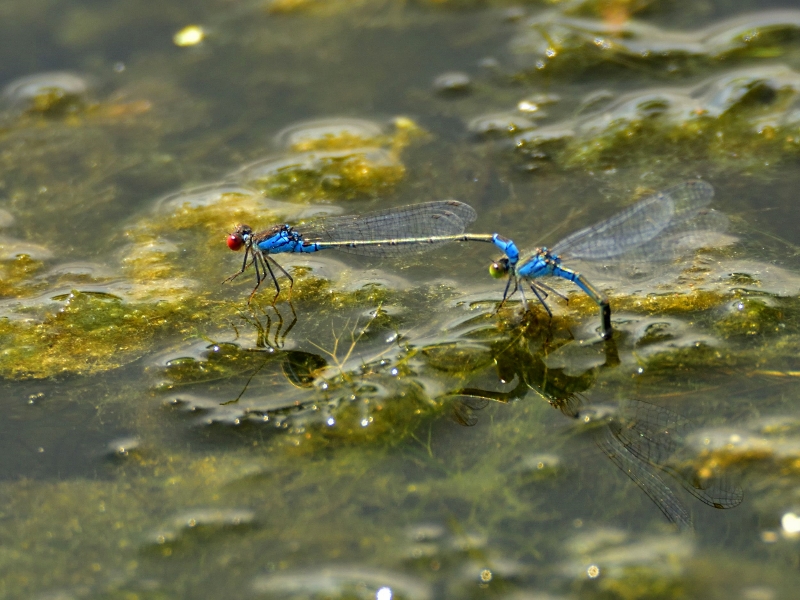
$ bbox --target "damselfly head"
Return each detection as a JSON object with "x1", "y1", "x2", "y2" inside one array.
[
  {"x1": 489, "y1": 257, "x2": 510, "y2": 279},
  {"x1": 227, "y1": 224, "x2": 252, "y2": 251}
]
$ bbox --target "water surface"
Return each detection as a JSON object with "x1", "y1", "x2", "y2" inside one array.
[{"x1": 2, "y1": 0, "x2": 800, "y2": 598}]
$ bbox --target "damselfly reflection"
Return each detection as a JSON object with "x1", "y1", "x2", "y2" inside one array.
[
  {"x1": 235, "y1": 304, "x2": 298, "y2": 350},
  {"x1": 446, "y1": 332, "x2": 621, "y2": 425},
  {"x1": 447, "y1": 358, "x2": 741, "y2": 528},
  {"x1": 222, "y1": 306, "x2": 305, "y2": 405}
]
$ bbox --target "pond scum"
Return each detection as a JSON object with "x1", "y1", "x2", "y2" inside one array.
[{"x1": 4, "y1": 0, "x2": 800, "y2": 598}]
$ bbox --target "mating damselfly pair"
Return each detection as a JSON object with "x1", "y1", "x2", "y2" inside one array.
[{"x1": 225, "y1": 180, "x2": 725, "y2": 340}]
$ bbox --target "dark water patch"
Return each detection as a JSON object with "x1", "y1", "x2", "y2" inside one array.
[{"x1": 0, "y1": 378, "x2": 139, "y2": 481}]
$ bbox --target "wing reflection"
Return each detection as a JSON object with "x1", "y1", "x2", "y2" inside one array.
[
  {"x1": 587, "y1": 399, "x2": 743, "y2": 529},
  {"x1": 445, "y1": 334, "x2": 741, "y2": 528}
]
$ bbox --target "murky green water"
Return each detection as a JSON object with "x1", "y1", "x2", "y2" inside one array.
[{"x1": 4, "y1": 0, "x2": 800, "y2": 598}]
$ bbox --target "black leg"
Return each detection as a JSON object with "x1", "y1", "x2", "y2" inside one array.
[
  {"x1": 529, "y1": 283, "x2": 553, "y2": 319},
  {"x1": 267, "y1": 256, "x2": 295, "y2": 300},
  {"x1": 223, "y1": 245, "x2": 252, "y2": 284},
  {"x1": 497, "y1": 276, "x2": 518, "y2": 310},
  {"x1": 534, "y1": 280, "x2": 569, "y2": 303},
  {"x1": 600, "y1": 301, "x2": 612, "y2": 340},
  {"x1": 247, "y1": 252, "x2": 265, "y2": 306},
  {"x1": 262, "y1": 256, "x2": 281, "y2": 304}
]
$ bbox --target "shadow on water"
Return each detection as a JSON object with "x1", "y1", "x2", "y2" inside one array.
[{"x1": 445, "y1": 332, "x2": 744, "y2": 530}]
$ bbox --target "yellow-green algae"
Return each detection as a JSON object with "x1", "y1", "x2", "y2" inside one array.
[
  {"x1": 0, "y1": 250, "x2": 406, "y2": 381},
  {"x1": 514, "y1": 66, "x2": 800, "y2": 173},
  {"x1": 0, "y1": 344, "x2": 788, "y2": 598},
  {"x1": 1, "y1": 150, "x2": 455, "y2": 381},
  {"x1": 1, "y1": 232, "x2": 797, "y2": 596},
  {"x1": 0, "y1": 254, "x2": 46, "y2": 297},
  {"x1": 237, "y1": 117, "x2": 425, "y2": 203},
  {"x1": 509, "y1": 10, "x2": 800, "y2": 79},
  {"x1": 2, "y1": 1, "x2": 800, "y2": 598}
]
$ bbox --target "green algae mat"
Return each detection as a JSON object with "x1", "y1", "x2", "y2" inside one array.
[{"x1": 3, "y1": 0, "x2": 800, "y2": 598}]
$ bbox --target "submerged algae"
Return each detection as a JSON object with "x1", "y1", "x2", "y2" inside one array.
[
  {"x1": 4, "y1": 1, "x2": 800, "y2": 598},
  {"x1": 513, "y1": 65, "x2": 800, "y2": 172},
  {"x1": 509, "y1": 10, "x2": 800, "y2": 79},
  {"x1": 0, "y1": 290, "x2": 219, "y2": 380},
  {"x1": 234, "y1": 117, "x2": 424, "y2": 203},
  {"x1": 0, "y1": 71, "x2": 212, "y2": 252}
]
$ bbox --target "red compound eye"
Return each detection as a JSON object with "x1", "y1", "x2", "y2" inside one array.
[{"x1": 227, "y1": 234, "x2": 244, "y2": 251}]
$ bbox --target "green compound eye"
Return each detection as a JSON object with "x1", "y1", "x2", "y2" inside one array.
[{"x1": 489, "y1": 260, "x2": 508, "y2": 279}]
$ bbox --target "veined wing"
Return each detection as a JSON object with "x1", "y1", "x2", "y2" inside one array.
[
  {"x1": 300, "y1": 200, "x2": 477, "y2": 257},
  {"x1": 550, "y1": 180, "x2": 715, "y2": 261},
  {"x1": 611, "y1": 399, "x2": 743, "y2": 511},
  {"x1": 597, "y1": 427, "x2": 693, "y2": 530},
  {"x1": 616, "y1": 207, "x2": 729, "y2": 263}
]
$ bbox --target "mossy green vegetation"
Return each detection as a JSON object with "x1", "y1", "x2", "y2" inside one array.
[
  {"x1": 0, "y1": 291, "x2": 182, "y2": 379},
  {"x1": 238, "y1": 118, "x2": 424, "y2": 203},
  {"x1": 3, "y1": 0, "x2": 800, "y2": 598},
  {"x1": 509, "y1": 10, "x2": 800, "y2": 79},
  {"x1": 514, "y1": 66, "x2": 800, "y2": 173}
]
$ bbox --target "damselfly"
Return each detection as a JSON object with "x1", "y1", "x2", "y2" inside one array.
[
  {"x1": 488, "y1": 180, "x2": 726, "y2": 339},
  {"x1": 225, "y1": 200, "x2": 517, "y2": 303}
]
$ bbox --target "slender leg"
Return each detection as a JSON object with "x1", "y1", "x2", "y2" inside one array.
[
  {"x1": 497, "y1": 276, "x2": 518, "y2": 310},
  {"x1": 517, "y1": 283, "x2": 529, "y2": 312},
  {"x1": 266, "y1": 256, "x2": 295, "y2": 300},
  {"x1": 247, "y1": 252, "x2": 265, "y2": 306},
  {"x1": 261, "y1": 256, "x2": 281, "y2": 305},
  {"x1": 534, "y1": 280, "x2": 569, "y2": 303},
  {"x1": 529, "y1": 283, "x2": 552, "y2": 319},
  {"x1": 532, "y1": 284, "x2": 549, "y2": 301},
  {"x1": 223, "y1": 245, "x2": 252, "y2": 284}
]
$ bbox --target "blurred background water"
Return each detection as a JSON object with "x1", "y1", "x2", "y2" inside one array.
[{"x1": 3, "y1": 0, "x2": 800, "y2": 598}]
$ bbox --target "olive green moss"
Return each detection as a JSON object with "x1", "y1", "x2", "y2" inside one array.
[
  {"x1": 2, "y1": 0, "x2": 800, "y2": 598},
  {"x1": 515, "y1": 67, "x2": 800, "y2": 173},
  {"x1": 241, "y1": 119, "x2": 424, "y2": 203},
  {"x1": 510, "y1": 11, "x2": 800, "y2": 80}
]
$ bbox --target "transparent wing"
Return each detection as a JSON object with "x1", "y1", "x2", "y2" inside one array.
[
  {"x1": 550, "y1": 180, "x2": 716, "y2": 261},
  {"x1": 596, "y1": 428, "x2": 693, "y2": 530},
  {"x1": 300, "y1": 200, "x2": 477, "y2": 257},
  {"x1": 450, "y1": 395, "x2": 490, "y2": 427},
  {"x1": 611, "y1": 399, "x2": 686, "y2": 465},
  {"x1": 612, "y1": 400, "x2": 743, "y2": 510},
  {"x1": 621, "y1": 208, "x2": 730, "y2": 263}
]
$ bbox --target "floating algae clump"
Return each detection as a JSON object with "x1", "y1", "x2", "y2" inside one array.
[
  {"x1": 0, "y1": 254, "x2": 47, "y2": 297},
  {"x1": 514, "y1": 66, "x2": 800, "y2": 172},
  {"x1": 509, "y1": 10, "x2": 800, "y2": 78},
  {"x1": 233, "y1": 117, "x2": 425, "y2": 203},
  {"x1": 0, "y1": 291, "x2": 181, "y2": 379},
  {"x1": 1, "y1": 71, "x2": 91, "y2": 116}
]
